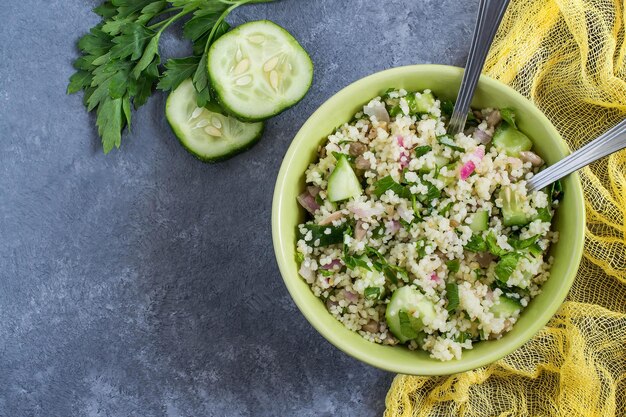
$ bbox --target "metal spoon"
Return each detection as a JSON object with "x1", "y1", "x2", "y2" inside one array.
[
  {"x1": 526, "y1": 118, "x2": 626, "y2": 191},
  {"x1": 448, "y1": 0, "x2": 511, "y2": 135}
]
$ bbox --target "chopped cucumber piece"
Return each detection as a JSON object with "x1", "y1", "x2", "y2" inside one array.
[
  {"x1": 327, "y1": 154, "x2": 362, "y2": 202},
  {"x1": 438, "y1": 134, "x2": 465, "y2": 151},
  {"x1": 407, "y1": 91, "x2": 435, "y2": 114},
  {"x1": 386, "y1": 286, "x2": 437, "y2": 343},
  {"x1": 165, "y1": 79, "x2": 264, "y2": 162},
  {"x1": 207, "y1": 20, "x2": 313, "y2": 121},
  {"x1": 434, "y1": 155, "x2": 450, "y2": 167},
  {"x1": 492, "y1": 123, "x2": 532, "y2": 157},
  {"x1": 490, "y1": 295, "x2": 522, "y2": 318},
  {"x1": 469, "y1": 210, "x2": 489, "y2": 233},
  {"x1": 499, "y1": 187, "x2": 531, "y2": 226},
  {"x1": 419, "y1": 155, "x2": 449, "y2": 174}
]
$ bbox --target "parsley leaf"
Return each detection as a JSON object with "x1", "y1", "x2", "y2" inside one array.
[
  {"x1": 500, "y1": 108, "x2": 517, "y2": 128},
  {"x1": 485, "y1": 232, "x2": 507, "y2": 257},
  {"x1": 398, "y1": 311, "x2": 419, "y2": 340},
  {"x1": 372, "y1": 175, "x2": 411, "y2": 198},
  {"x1": 437, "y1": 134, "x2": 464, "y2": 152},
  {"x1": 446, "y1": 282, "x2": 459, "y2": 312},
  {"x1": 465, "y1": 234, "x2": 487, "y2": 252},
  {"x1": 344, "y1": 255, "x2": 371, "y2": 271},
  {"x1": 157, "y1": 56, "x2": 201, "y2": 91},
  {"x1": 446, "y1": 259, "x2": 460, "y2": 273},
  {"x1": 96, "y1": 97, "x2": 124, "y2": 154},
  {"x1": 508, "y1": 234, "x2": 540, "y2": 250},
  {"x1": 415, "y1": 239, "x2": 428, "y2": 258},
  {"x1": 440, "y1": 100, "x2": 454, "y2": 118},
  {"x1": 416, "y1": 179, "x2": 441, "y2": 203},
  {"x1": 298, "y1": 223, "x2": 348, "y2": 247},
  {"x1": 183, "y1": 3, "x2": 229, "y2": 42},
  {"x1": 364, "y1": 287, "x2": 381, "y2": 300},
  {"x1": 535, "y1": 207, "x2": 552, "y2": 222},
  {"x1": 295, "y1": 252, "x2": 304, "y2": 264},
  {"x1": 550, "y1": 180, "x2": 563, "y2": 202},
  {"x1": 495, "y1": 253, "x2": 522, "y2": 282},
  {"x1": 413, "y1": 145, "x2": 432, "y2": 158},
  {"x1": 365, "y1": 246, "x2": 409, "y2": 284}
]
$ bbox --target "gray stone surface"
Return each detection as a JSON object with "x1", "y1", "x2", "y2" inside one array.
[{"x1": 0, "y1": 1, "x2": 475, "y2": 416}]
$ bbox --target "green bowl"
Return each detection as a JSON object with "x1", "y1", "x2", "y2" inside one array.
[{"x1": 272, "y1": 65, "x2": 585, "y2": 375}]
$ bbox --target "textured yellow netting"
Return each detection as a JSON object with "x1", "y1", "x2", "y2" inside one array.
[{"x1": 385, "y1": 0, "x2": 626, "y2": 415}]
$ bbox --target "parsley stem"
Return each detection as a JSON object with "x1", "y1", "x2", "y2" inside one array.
[
  {"x1": 148, "y1": 9, "x2": 188, "y2": 32},
  {"x1": 203, "y1": 3, "x2": 241, "y2": 54},
  {"x1": 148, "y1": 6, "x2": 185, "y2": 23}
]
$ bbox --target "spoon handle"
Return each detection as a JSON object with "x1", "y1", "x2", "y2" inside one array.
[
  {"x1": 448, "y1": 0, "x2": 511, "y2": 135},
  {"x1": 526, "y1": 118, "x2": 626, "y2": 192}
]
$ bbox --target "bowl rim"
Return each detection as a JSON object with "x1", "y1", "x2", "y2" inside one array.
[{"x1": 272, "y1": 64, "x2": 585, "y2": 375}]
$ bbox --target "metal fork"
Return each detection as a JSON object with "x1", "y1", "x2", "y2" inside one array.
[
  {"x1": 526, "y1": 118, "x2": 626, "y2": 191},
  {"x1": 448, "y1": 0, "x2": 511, "y2": 135}
]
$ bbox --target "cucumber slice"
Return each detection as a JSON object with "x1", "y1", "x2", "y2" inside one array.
[
  {"x1": 207, "y1": 20, "x2": 313, "y2": 121},
  {"x1": 499, "y1": 186, "x2": 531, "y2": 227},
  {"x1": 407, "y1": 91, "x2": 435, "y2": 114},
  {"x1": 490, "y1": 295, "x2": 522, "y2": 318},
  {"x1": 327, "y1": 155, "x2": 362, "y2": 202},
  {"x1": 385, "y1": 286, "x2": 437, "y2": 343},
  {"x1": 165, "y1": 79, "x2": 264, "y2": 162},
  {"x1": 419, "y1": 155, "x2": 449, "y2": 174},
  {"x1": 469, "y1": 210, "x2": 489, "y2": 233},
  {"x1": 492, "y1": 123, "x2": 532, "y2": 157},
  {"x1": 434, "y1": 155, "x2": 450, "y2": 168}
]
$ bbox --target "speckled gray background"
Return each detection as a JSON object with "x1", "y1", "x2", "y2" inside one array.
[{"x1": 0, "y1": 1, "x2": 475, "y2": 416}]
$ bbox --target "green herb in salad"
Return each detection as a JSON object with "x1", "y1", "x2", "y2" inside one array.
[
  {"x1": 500, "y1": 107, "x2": 517, "y2": 128},
  {"x1": 495, "y1": 252, "x2": 522, "y2": 282},
  {"x1": 446, "y1": 282, "x2": 460, "y2": 312},
  {"x1": 464, "y1": 234, "x2": 487, "y2": 252},
  {"x1": 364, "y1": 286, "x2": 382, "y2": 300},
  {"x1": 298, "y1": 223, "x2": 347, "y2": 247},
  {"x1": 372, "y1": 175, "x2": 411, "y2": 199}
]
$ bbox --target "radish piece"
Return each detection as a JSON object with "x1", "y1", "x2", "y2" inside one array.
[
  {"x1": 460, "y1": 147, "x2": 485, "y2": 180},
  {"x1": 297, "y1": 191, "x2": 320, "y2": 214},
  {"x1": 397, "y1": 136, "x2": 410, "y2": 168},
  {"x1": 460, "y1": 161, "x2": 476, "y2": 180},
  {"x1": 387, "y1": 220, "x2": 401, "y2": 233},
  {"x1": 321, "y1": 259, "x2": 342, "y2": 270}
]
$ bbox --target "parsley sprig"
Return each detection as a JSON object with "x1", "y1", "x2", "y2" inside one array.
[{"x1": 68, "y1": 0, "x2": 274, "y2": 153}]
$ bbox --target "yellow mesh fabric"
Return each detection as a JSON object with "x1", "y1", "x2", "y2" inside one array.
[{"x1": 385, "y1": 0, "x2": 626, "y2": 415}]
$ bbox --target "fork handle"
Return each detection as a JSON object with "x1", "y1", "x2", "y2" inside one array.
[
  {"x1": 526, "y1": 118, "x2": 626, "y2": 191},
  {"x1": 448, "y1": 0, "x2": 511, "y2": 135}
]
